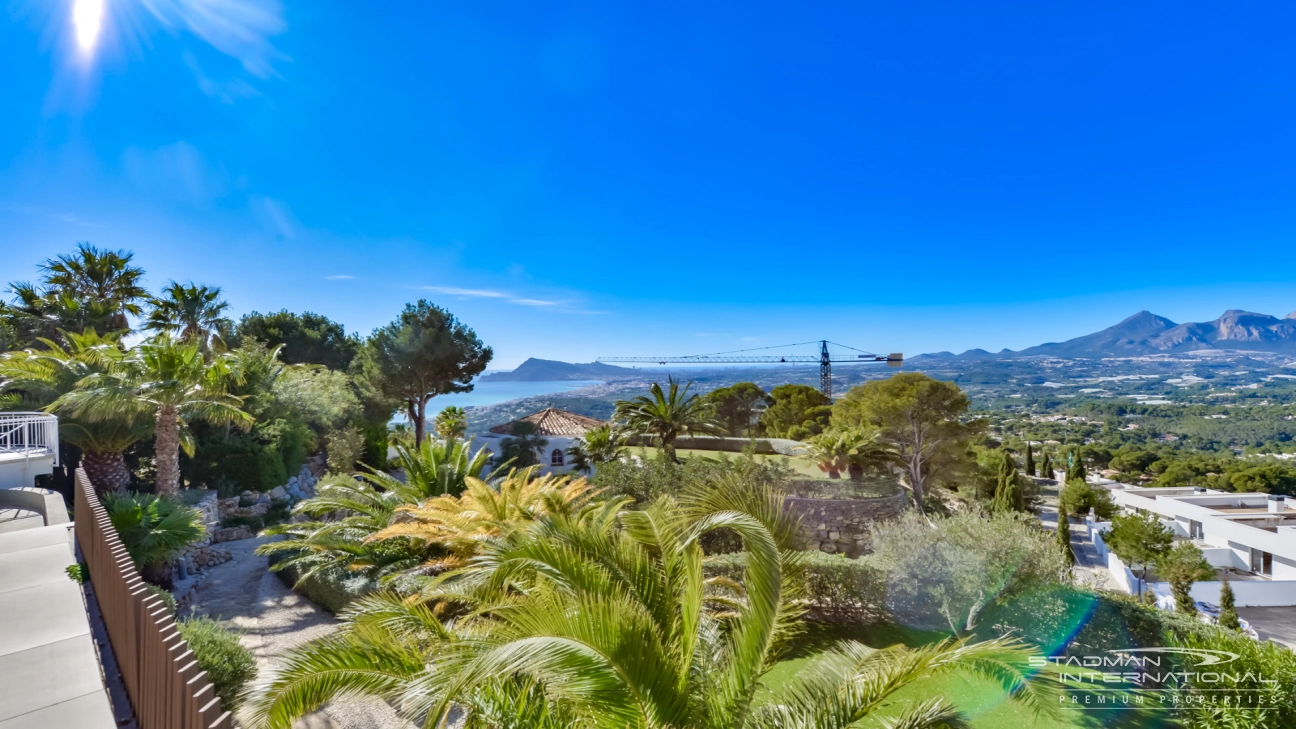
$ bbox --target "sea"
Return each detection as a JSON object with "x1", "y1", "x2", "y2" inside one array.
[{"x1": 424, "y1": 380, "x2": 604, "y2": 409}]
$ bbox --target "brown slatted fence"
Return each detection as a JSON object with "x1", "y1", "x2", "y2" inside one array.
[{"x1": 74, "y1": 468, "x2": 234, "y2": 729}]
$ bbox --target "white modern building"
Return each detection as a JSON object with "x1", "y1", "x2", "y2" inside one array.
[
  {"x1": 1092, "y1": 479, "x2": 1296, "y2": 606},
  {"x1": 476, "y1": 408, "x2": 608, "y2": 475}
]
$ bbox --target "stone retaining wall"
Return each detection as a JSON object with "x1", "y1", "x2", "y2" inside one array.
[{"x1": 786, "y1": 488, "x2": 909, "y2": 557}]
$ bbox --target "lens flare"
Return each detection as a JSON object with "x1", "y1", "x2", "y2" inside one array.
[{"x1": 73, "y1": 0, "x2": 104, "y2": 51}]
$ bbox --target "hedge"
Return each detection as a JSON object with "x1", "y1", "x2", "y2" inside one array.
[{"x1": 705, "y1": 550, "x2": 886, "y2": 621}]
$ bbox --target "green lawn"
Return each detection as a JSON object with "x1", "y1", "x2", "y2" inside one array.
[{"x1": 635, "y1": 446, "x2": 829, "y2": 478}]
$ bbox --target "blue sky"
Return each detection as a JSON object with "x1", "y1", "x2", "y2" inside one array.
[{"x1": 3, "y1": 1, "x2": 1296, "y2": 368}]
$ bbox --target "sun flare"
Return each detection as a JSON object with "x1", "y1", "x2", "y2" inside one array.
[{"x1": 73, "y1": 0, "x2": 104, "y2": 51}]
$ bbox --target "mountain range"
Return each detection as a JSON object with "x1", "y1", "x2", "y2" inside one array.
[
  {"x1": 485, "y1": 310, "x2": 1296, "y2": 382},
  {"x1": 915, "y1": 309, "x2": 1296, "y2": 360}
]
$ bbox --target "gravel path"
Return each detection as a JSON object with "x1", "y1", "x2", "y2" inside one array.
[{"x1": 187, "y1": 536, "x2": 413, "y2": 729}]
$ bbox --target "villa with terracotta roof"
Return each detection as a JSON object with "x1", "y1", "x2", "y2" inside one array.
[{"x1": 479, "y1": 408, "x2": 608, "y2": 474}]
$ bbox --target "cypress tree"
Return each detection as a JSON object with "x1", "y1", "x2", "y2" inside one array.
[
  {"x1": 1069, "y1": 449, "x2": 1088, "y2": 483},
  {"x1": 992, "y1": 449, "x2": 1023, "y2": 513},
  {"x1": 1025, "y1": 443, "x2": 1036, "y2": 477},
  {"x1": 1040, "y1": 451, "x2": 1054, "y2": 480},
  {"x1": 1219, "y1": 577, "x2": 1240, "y2": 631},
  {"x1": 1057, "y1": 504, "x2": 1075, "y2": 566}
]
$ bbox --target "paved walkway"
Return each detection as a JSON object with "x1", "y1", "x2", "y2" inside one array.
[
  {"x1": 1038, "y1": 503, "x2": 1112, "y2": 590},
  {"x1": 187, "y1": 536, "x2": 411, "y2": 729},
  {"x1": 0, "y1": 524, "x2": 115, "y2": 729}
]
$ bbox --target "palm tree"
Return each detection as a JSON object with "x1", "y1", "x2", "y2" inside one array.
[
  {"x1": 244, "y1": 478, "x2": 1056, "y2": 729},
  {"x1": 56, "y1": 335, "x2": 254, "y2": 495},
  {"x1": 39, "y1": 243, "x2": 148, "y2": 333},
  {"x1": 433, "y1": 405, "x2": 468, "y2": 440},
  {"x1": 375, "y1": 438, "x2": 491, "y2": 500},
  {"x1": 801, "y1": 429, "x2": 857, "y2": 479},
  {"x1": 566, "y1": 424, "x2": 626, "y2": 473},
  {"x1": 500, "y1": 420, "x2": 548, "y2": 467},
  {"x1": 614, "y1": 377, "x2": 722, "y2": 462},
  {"x1": 4, "y1": 244, "x2": 147, "y2": 344},
  {"x1": 102, "y1": 492, "x2": 206, "y2": 587},
  {"x1": 0, "y1": 331, "x2": 152, "y2": 493},
  {"x1": 846, "y1": 428, "x2": 899, "y2": 481},
  {"x1": 144, "y1": 282, "x2": 232, "y2": 351}
]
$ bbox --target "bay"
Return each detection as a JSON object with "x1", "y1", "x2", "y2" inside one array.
[{"x1": 425, "y1": 380, "x2": 604, "y2": 409}]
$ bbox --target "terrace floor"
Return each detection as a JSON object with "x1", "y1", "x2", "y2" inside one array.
[{"x1": 0, "y1": 524, "x2": 115, "y2": 728}]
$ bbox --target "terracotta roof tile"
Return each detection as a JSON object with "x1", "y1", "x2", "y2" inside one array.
[{"x1": 488, "y1": 408, "x2": 608, "y2": 436}]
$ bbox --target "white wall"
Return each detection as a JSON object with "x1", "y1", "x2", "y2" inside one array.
[{"x1": 0, "y1": 454, "x2": 56, "y2": 490}]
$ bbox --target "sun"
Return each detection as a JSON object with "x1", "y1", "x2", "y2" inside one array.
[{"x1": 72, "y1": 0, "x2": 105, "y2": 52}]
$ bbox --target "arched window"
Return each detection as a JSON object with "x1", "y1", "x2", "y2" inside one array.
[{"x1": 551, "y1": 448, "x2": 565, "y2": 467}]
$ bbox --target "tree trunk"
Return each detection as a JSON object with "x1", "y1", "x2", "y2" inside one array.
[
  {"x1": 907, "y1": 458, "x2": 927, "y2": 517},
  {"x1": 410, "y1": 400, "x2": 426, "y2": 448},
  {"x1": 154, "y1": 405, "x2": 181, "y2": 495},
  {"x1": 81, "y1": 451, "x2": 132, "y2": 495},
  {"x1": 663, "y1": 438, "x2": 677, "y2": 464}
]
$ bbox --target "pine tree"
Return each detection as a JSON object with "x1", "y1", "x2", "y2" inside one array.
[
  {"x1": 1025, "y1": 442, "x2": 1036, "y2": 477},
  {"x1": 1056, "y1": 504, "x2": 1075, "y2": 566},
  {"x1": 1219, "y1": 577, "x2": 1240, "y2": 631}
]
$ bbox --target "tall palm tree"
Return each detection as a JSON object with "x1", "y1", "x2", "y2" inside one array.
[
  {"x1": 614, "y1": 377, "x2": 722, "y2": 462},
  {"x1": 144, "y1": 281, "x2": 232, "y2": 351},
  {"x1": 244, "y1": 478, "x2": 1056, "y2": 729},
  {"x1": 0, "y1": 331, "x2": 152, "y2": 493},
  {"x1": 56, "y1": 335, "x2": 254, "y2": 494},
  {"x1": 4, "y1": 244, "x2": 147, "y2": 344},
  {"x1": 433, "y1": 405, "x2": 468, "y2": 440},
  {"x1": 500, "y1": 420, "x2": 548, "y2": 467},
  {"x1": 39, "y1": 243, "x2": 148, "y2": 333}
]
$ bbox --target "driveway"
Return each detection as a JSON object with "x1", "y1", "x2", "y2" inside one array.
[{"x1": 1236, "y1": 606, "x2": 1296, "y2": 649}]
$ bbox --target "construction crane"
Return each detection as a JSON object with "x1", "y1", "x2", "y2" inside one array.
[{"x1": 598, "y1": 340, "x2": 902, "y2": 399}]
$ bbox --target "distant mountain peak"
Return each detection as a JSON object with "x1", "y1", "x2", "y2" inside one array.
[
  {"x1": 1287, "y1": 311, "x2": 1296, "y2": 321},
  {"x1": 480, "y1": 358, "x2": 638, "y2": 382}
]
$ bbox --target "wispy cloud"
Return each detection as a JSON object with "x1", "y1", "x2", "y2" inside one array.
[
  {"x1": 423, "y1": 286, "x2": 509, "y2": 298},
  {"x1": 325, "y1": 275, "x2": 354, "y2": 280},
  {"x1": 141, "y1": 0, "x2": 289, "y2": 79},
  {"x1": 510, "y1": 298, "x2": 558, "y2": 307}
]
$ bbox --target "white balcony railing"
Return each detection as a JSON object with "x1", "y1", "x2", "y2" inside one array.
[{"x1": 0, "y1": 412, "x2": 59, "y2": 465}]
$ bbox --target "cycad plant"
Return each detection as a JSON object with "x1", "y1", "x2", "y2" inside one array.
[
  {"x1": 56, "y1": 334, "x2": 254, "y2": 494},
  {"x1": 0, "y1": 331, "x2": 152, "y2": 493},
  {"x1": 259, "y1": 440, "x2": 493, "y2": 582},
  {"x1": 614, "y1": 377, "x2": 722, "y2": 462},
  {"x1": 369, "y1": 468, "x2": 600, "y2": 573},
  {"x1": 244, "y1": 477, "x2": 1056, "y2": 729}
]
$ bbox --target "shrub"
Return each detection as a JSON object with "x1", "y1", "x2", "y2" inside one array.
[
  {"x1": 221, "y1": 515, "x2": 265, "y2": 533},
  {"x1": 324, "y1": 424, "x2": 364, "y2": 474},
  {"x1": 144, "y1": 584, "x2": 177, "y2": 615},
  {"x1": 706, "y1": 550, "x2": 885, "y2": 621},
  {"x1": 270, "y1": 558, "x2": 376, "y2": 614},
  {"x1": 1058, "y1": 478, "x2": 1117, "y2": 519},
  {"x1": 176, "y1": 617, "x2": 256, "y2": 712},
  {"x1": 869, "y1": 509, "x2": 1068, "y2": 633}
]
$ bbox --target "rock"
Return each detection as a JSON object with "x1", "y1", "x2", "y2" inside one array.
[
  {"x1": 189, "y1": 545, "x2": 233, "y2": 568},
  {"x1": 268, "y1": 486, "x2": 287, "y2": 500},
  {"x1": 211, "y1": 525, "x2": 254, "y2": 543},
  {"x1": 217, "y1": 497, "x2": 242, "y2": 518}
]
